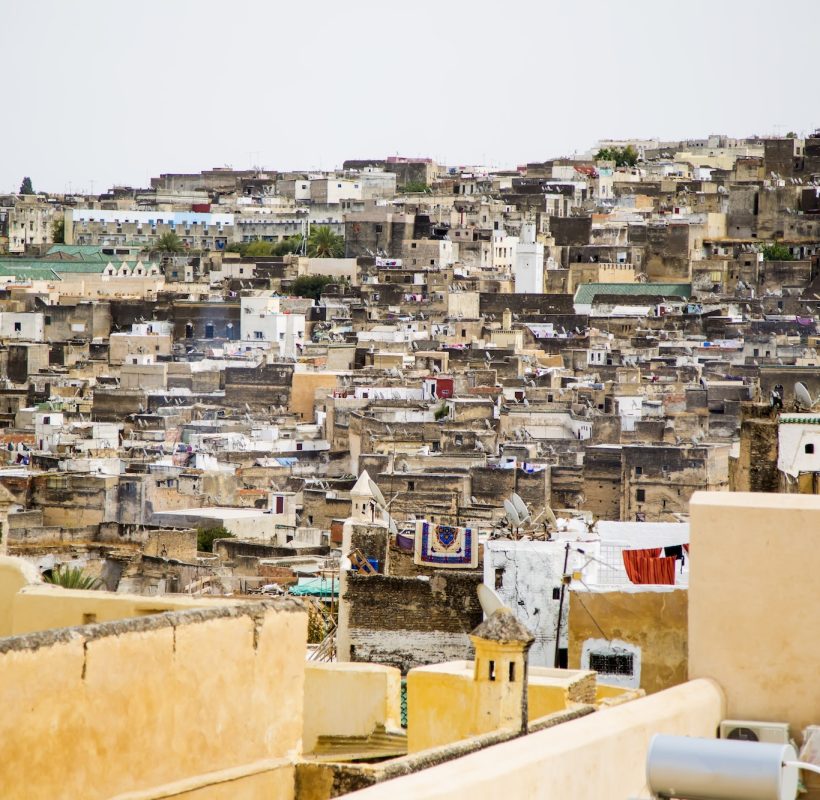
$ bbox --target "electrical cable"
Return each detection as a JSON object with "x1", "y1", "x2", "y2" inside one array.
[
  {"x1": 573, "y1": 583, "x2": 612, "y2": 645},
  {"x1": 785, "y1": 761, "x2": 820, "y2": 776}
]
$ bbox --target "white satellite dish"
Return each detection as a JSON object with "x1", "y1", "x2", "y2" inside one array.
[
  {"x1": 477, "y1": 583, "x2": 507, "y2": 617},
  {"x1": 543, "y1": 505, "x2": 558, "y2": 529},
  {"x1": 794, "y1": 381, "x2": 815, "y2": 409},
  {"x1": 389, "y1": 518, "x2": 398, "y2": 536},
  {"x1": 503, "y1": 499, "x2": 522, "y2": 527},
  {"x1": 368, "y1": 479, "x2": 387, "y2": 509},
  {"x1": 511, "y1": 493, "x2": 530, "y2": 522}
]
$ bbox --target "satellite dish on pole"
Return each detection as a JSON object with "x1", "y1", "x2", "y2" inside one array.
[
  {"x1": 794, "y1": 381, "x2": 815, "y2": 410},
  {"x1": 477, "y1": 583, "x2": 507, "y2": 617},
  {"x1": 511, "y1": 492, "x2": 530, "y2": 522},
  {"x1": 503, "y1": 499, "x2": 522, "y2": 527},
  {"x1": 543, "y1": 505, "x2": 558, "y2": 530},
  {"x1": 368, "y1": 479, "x2": 387, "y2": 509}
]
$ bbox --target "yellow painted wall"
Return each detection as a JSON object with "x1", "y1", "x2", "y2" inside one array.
[
  {"x1": 109, "y1": 761, "x2": 294, "y2": 800},
  {"x1": 568, "y1": 587, "x2": 688, "y2": 694},
  {"x1": 407, "y1": 664, "x2": 478, "y2": 753},
  {"x1": 528, "y1": 668, "x2": 596, "y2": 719},
  {"x1": 10, "y1": 584, "x2": 240, "y2": 635},
  {"x1": 689, "y1": 491, "x2": 820, "y2": 741},
  {"x1": 303, "y1": 662, "x2": 402, "y2": 753},
  {"x1": 407, "y1": 660, "x2": 595, "y2": 754},
  {"x1": 0, "y1": 557, "x2": 41, "y2": 636},
  {"x1": 0, "y1": 601, "x2": 306, "y2": 800},
  {"x1": 346, "y1": 679, "x2": 725, "y2": 800},
  {"x1": 290, "y1": 372, "x2": 340, "y2": 421}
]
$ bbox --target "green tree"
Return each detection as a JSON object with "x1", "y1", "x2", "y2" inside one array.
[
  {"x1": 307, "y1": 226, "x2": 344, "y2": 258},
  {"x1": 51, "y1": 218, "x2": 65, "y2": 244},
  {"x1": 197, "y1": 525, "x2": 234, "y2": 553},
  {"x1": 244, "y1": 240, "x2": 276, "y2": 258},
  {"x1": 785, "y1": 131, "x2": 797, "y2": 139},
  {"x1": 153, "y1": 231, "x2": 186, "y2": 254},
  {"x1": 401, "y1": 180, "x2": 430, "y2": 193},
  {"x1": 19, "y1": 177, "x2": 34, "y2": 195},
  {"x1": 43, "y1": 565, "x2": 102, "y2": 590},
  {"x1": 761, "y1": 242, "x2": 794, "y2": 261},
  {"x1": 595, "y1": 146, "x2": 638, "y2": 167},
  {"x1": 290, "y1": 274, "x2": 337, "y2": 300},
  {"x1": 273, "y1": 235, "x2": 304, "y2": 256},
  {"x1": 619, "y1": 145, "x2": 639, "y2": 167}
]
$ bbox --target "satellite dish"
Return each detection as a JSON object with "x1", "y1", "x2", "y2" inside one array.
[
  {"x1": 388, "y1": 518, "x2": 398, "y2": 536},
  {"x1": 794, "y1": 381, "x2": 814, "y2": 409},
  {"x1": 368, "y1": 479, "x2": 387, "y2": 509},
  {"x1": 543, "y1": 505, "x2": 558, "y2": 529},
  {"x1": 511, "y1": 493, "x2": 530, "y2": 521},
  {"x1": 477, "y1": 583, "x2": 507, "y2": 617},
  {"x1": 503, "y1": 499, "x2": 522, "y2": 527}
]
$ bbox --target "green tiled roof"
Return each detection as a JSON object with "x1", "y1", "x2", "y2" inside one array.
[
  {"x1": 0, "y1": 256, "x2": 148, "y2": 279},
  {"x1": 574, "y1": 282, "x2": 691, "y2": 305},
  {"x1": 47, "y1": 245, "x2": 107, "y2": 256}
]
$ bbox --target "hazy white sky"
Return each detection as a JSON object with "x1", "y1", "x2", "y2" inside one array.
[{"x1": 2, "y1": 0, "x2": 818, "y2": 194}]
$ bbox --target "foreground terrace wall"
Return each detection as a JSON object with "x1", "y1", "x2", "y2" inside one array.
[
  {"x1": 344, "y1": 679, "x2": 724, "y2": 800},
  {"x1": 0, "y1": 600, "x2": 307, "y2": 799},
  {"x1": 689, "y1": 491, "x2": 820, "y2": 742}
]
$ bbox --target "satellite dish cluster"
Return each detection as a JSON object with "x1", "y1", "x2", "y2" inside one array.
[{"x1": 502, "y1": 492, "x2": 559, "y2": 534}]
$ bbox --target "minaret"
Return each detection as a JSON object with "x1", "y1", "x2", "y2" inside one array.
[
  {"x1": 514, "y1": 223, "x2": 544, "y2": 294},
  {"x1": 469, "y1": 608, "x2": 535, "y2": 736},
  {"x1": 337, "y1": 471, "x2": 389, "y2": 661},
  {"x1": 348, "y1": 469, "x2": 382, "y2": 525}
]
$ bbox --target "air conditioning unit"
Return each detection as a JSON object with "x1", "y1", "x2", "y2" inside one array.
[{"x1": 719, "y1": 719, "x2": 790, "y2": 744}]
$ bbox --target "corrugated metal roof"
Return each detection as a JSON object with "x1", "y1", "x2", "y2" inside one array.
[{"x1": 574, "y1": 282, "x2": 691, "y2": 305}]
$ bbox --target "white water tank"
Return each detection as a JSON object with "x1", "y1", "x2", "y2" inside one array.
[{"x1": 646, "y1": 735, "x2": 798, "y2": 800}]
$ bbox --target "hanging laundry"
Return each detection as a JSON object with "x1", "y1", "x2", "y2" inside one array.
[{"x1": 622, "y1": 549, "x2": 675, "y2": 585}]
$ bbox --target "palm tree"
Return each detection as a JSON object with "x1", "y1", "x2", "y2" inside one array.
[
  {"x1": 307, "y1": 226, "x2": 344, "y2": 258},
  {"x1": 153, "y1": 231, "x2": 186, "y2": 255},
  {"x1": 43, "y1": 565, "x2": 102, "y2": 590}
]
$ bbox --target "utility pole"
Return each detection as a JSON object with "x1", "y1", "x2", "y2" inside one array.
[{"x1": 553, "y1": 541, "x2": 571, "y2": 668}]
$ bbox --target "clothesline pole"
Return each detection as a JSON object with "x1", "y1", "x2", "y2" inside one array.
[{"x1": 553, "y1": 541, "x2": 571, "y2": 669}]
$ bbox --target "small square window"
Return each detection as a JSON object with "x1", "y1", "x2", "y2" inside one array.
[
  {"x1": 13, "y1": 322, "x2": 21, "y2": 332},
  {"x1": 636, "y1": 489, "x2": 646, "y2": 502},
  {"x1": 806, "y1": 443, "x2": 815, "y2": 455}
]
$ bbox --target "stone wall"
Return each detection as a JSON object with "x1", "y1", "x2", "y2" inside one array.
[
  {"x1": 730, "y1": 403, "x2": 779, "y2": 492},
  {"x1": 342, "y1": 571, "x2": 483, "y2": 673},
  {"x1": 223, "y1": 363, "x2": 294, "y2": 410}
]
